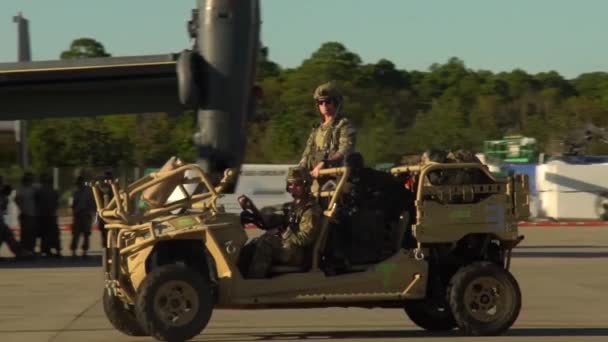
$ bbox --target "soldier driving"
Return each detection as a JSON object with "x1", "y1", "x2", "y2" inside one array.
[
  {"x1": 241, "y1": 166, "x2": 322, "y2": 278},
  {"x1": 299, "y1": 81, "x2": 357, "y2": 178}
]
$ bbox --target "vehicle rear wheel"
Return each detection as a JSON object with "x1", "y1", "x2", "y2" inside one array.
[
  {"x1": 135, "y1": 264, "x2": 214, "y2": 341},
  {"x1": 448, "y1": 262, "x2": 521, "y2": 336},
  {"x1": 102, "y1": 290, "x2": 148, "y2": 336},
  {"x1": 403, "y1": 299, "x2": 457, "y2": 331}
]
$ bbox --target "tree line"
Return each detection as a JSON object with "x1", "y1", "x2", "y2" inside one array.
[{"x1": 10, "y1": 38, "x2": 608, "y2": 173}]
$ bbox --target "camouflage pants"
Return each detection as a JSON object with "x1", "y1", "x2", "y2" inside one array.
[
  {"x1": 70, "y1": 213, "x2": 93, "y2": 252},
  {"x1": 247, "y1": 233, "x2": 291, "y2": 278}
]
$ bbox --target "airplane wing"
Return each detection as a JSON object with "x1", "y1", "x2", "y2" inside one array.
[{"x1": 0, "y1": 54, "x2": 181, "y2": 120}]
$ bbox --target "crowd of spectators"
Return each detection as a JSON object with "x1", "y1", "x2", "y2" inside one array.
[{"x1": 0, "y1": 171, "x2": 110, "y2": 260}]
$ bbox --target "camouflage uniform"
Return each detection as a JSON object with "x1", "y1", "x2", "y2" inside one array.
[
  {"x1": 247, "y1": 167, "x2": 322, "y2": 278},
  {"x1": 70, "y1": 178, "x2": 96, "y2": 256},
  {"x1": 299, "y1": 82, "x2": 357, "y2": 170}
]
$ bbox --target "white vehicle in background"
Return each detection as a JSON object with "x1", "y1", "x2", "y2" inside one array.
[{"x1": 166, "y1": 163, "x2": 295, "y2": 214}]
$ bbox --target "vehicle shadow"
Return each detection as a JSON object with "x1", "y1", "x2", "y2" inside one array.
[
  {"x1": 509, "y1": 327, "x2": 608, "y2": 337},
  {"x1": 0, "y1": 254, "x2": 102, "y2": 268},
  {"x1": 517, "y1": 245, "x2": 608, "y2": 249},
  {"x1": 514, "y1": 244, "x2": 608, "y2": 258},
  {"x1": 513, "y1": 251, "x2": 608, "y2": 258},
  {"x1": 195, "y1": 327, "x2": 608, "y2": 341}
]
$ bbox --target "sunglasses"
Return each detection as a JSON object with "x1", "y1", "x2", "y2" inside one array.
[{"x1": 316, "y1": 99, "x2": 334, "y2": 106}]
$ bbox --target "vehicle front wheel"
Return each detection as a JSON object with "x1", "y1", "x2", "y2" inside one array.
[
  {"x1": 448, "y1": 262, "x2": 521, "y2": 336},
  {"x1": 404, "y1": 299, "x2": 457, "y2": 331},
  {"x1": 102, "y1": 290, "x2": 148, "y2": 336},
  {"x1": 135, "y1": 264, "x2": 214, "y2": 341}
]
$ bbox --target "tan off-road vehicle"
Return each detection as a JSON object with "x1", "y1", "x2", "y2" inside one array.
[{"x1": 92, "y1": 159, "x2": 529, "y2": 342}]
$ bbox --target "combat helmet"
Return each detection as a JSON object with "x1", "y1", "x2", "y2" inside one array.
[
  {"x1": 285, "y1": 166, "x2": 312, "y2": 190},
  {"x1": 313, "y1": 81, "x2": 343, "y2": 107}
]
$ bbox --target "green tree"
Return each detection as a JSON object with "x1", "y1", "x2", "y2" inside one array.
[
  {"x1": 28, "y1": 38, "x2": 116, "y2": 172},
  {"x1": 357, "y1": 108, "x2": 403, "y2": 165},
  {"x1": 536, "y1": 71, "x2": 575, "y2": 98},
  {"x1": 28, "y1": 118, "x2": 129, "y2": 169},
  {"x1": 60, "y1": 38, "x2": 111, "y2": 59},
  {"x1": 404, "y1": 98, "x2": 475, "y2": 153},
  {"x1": 25, "y1": 37, "x2": 608, "y2": 167},
  {"x1": 28, "y1": 119, "x2": 68, "y2": 170},
  {"x1": 572, "y1": 72, "x2": 608, "y2": 98},
  {"x1": 297, "y1": 42, "x2": 363, "y2": 85},
  {"x1": 469, "y1": 95, "x2": 502, "y2": 143},
  {"x1": 356, "y1": 59, "x2": 409, "y2": 89},
  {"x1": 497, "y1": 69, "x2": 538, "y2": 99},
  {"x1": 257, "y1": 45, "x2": 281, "y2": 80}
]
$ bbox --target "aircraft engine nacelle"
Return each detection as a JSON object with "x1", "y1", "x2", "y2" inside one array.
[
  {"x1": 180, "y1": 0, "x2": 261, "y2": 177},
  {"x1": 176, "y1": 49, "x2": 202, "y2": 108}
]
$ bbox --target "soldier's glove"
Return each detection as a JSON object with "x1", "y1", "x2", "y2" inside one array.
[
  {"x1": 260, "y1": 210, "x2": 285, "y2": 231},
  {"x1": 238, "y1": 195, "x2": 266, "y2": 229}
]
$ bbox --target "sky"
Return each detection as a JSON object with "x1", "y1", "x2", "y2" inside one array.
[{"x1": 0, "y1": 0, "x2": 606, "y2": 79}]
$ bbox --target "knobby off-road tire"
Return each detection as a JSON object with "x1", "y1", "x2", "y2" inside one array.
[
  {"x1": 102, "y1": 290, "x2": 148, "y2": 336},
  {"x1": 404, "y1": 299, "x2": 457, "y2": 331},
  {"x1": 448, "y1": 262, "x2": 521, "y2": 336},
  {"x1": 135, "y1": 264, "x2": 214, "y2": 342}
]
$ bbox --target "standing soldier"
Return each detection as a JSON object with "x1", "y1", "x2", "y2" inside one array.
[
  {"x1": 35, "y1": 173, "x2": 61, "y2": 257},
  {"x1": 70, "y1": 176, "x2": 96, "y2": 258},
  {"x1": 0, "y1": 176, "x2": 32, "y2": 258},
  {"x1": 14, "y1": 172, "x2": 37, "y2": 254},
  {"x1": 299, "y1": 81, "x2": 357, "y2": 179},
  {"x1": 244, "y1": 167, "x2": 322, "y2": 278}
]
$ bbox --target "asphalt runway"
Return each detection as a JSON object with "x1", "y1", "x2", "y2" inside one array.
[{"x1": 1, "y1": 226, "x2": 608, "y2": 342}]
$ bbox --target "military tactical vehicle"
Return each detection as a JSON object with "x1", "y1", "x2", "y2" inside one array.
[{"x1": 93, "y1": 159, "x2": 529, "y2": 341}]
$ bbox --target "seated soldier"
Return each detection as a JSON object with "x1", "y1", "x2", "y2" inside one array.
[{"x1": 243, "y1": 167, "x2": 322, "y2": 278}]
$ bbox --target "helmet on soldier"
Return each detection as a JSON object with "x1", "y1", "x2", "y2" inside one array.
[
  {"x1": 286, "y1": 166, "x2": 311, "y2": 185},
  {"x1": 285, "y1": 166, "x2": 311, "y2": 195},
  {"x1": 313, "y1": 81, "x2": 343, "y2": 106}
]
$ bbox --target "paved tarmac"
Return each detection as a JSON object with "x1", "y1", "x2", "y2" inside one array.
[{"x1": 1, "y1": 226, "x2": 608, "y2": 342}]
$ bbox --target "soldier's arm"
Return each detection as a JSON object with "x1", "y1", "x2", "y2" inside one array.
[
  {"x1": 284, "y1": 206, "x2": 321, "y2": 247},
  {"x1": 260, "y1": 203, "x2": 284, "y2": 213},
  {"x1": 259, "y1": 202, "x2": 290, "y2": 229},
  {"x1": 259, "y1": 203, "x2": 284, "y2": 219},
  {"x1": 330, "y1": 119, "x2": 356, "y2": 162}
]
